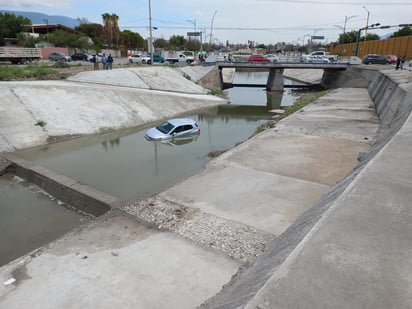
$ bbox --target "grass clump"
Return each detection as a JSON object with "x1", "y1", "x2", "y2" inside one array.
[
  {"x1": 253, "y1": 89, "x2": 331, "y2": 135},
  {"x1": 52, "y1": 61, "x2": 71, "y2": 69},
  {"x1": 0, "y1": 65, "x2": 55, "y2": 81},
  {"x1": 282, "y1": 89, "x2": 331, "y2": 117},
  {"x1": 209, "y1": 88, "x2": 225, "y2": 96},
  {"x1": 34, "y1": 120, "x2": 47, "y2": 127}
]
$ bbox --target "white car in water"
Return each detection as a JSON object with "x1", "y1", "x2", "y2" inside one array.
[{"x1": 144, "y1": 118, "x2": 200, "y2": 141}]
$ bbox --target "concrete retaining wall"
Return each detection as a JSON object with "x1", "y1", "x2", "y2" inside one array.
[
  {"x1": 199, "y1": 67, "x2": 412, "y2": 308},
  {"x1": 2, "y1": 153, "x2": 120, "y2": 216}
]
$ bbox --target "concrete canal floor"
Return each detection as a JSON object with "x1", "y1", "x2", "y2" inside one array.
[{"x1": 1, "y1": 65, "x2": 411, "y2": 308}]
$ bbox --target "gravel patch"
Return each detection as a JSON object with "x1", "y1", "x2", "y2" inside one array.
[{"x1": 121, "y1": 197, "x2": 274, "y2": 263}]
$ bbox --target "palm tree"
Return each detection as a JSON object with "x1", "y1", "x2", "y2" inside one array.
[
  {"x1": 111, "y1": 14, "x2": 120, "y2": 47},
  {"x1": 102, "y1": 13, "x2": 111, "y2": 46}
]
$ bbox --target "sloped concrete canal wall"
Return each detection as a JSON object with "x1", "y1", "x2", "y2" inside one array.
[{"x1": 199, "y1": 69, "x2": 412, "y2": 308}]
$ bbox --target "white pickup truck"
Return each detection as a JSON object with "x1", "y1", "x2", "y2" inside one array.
[
  {"x1": 300, "y1": 50, "x2": 338, "y2": 62},
  {"x1": 163, "y1": 51, "x2": 195, "y2": 64}
]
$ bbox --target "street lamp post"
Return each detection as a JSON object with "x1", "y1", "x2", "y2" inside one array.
[
  {"x1": 362, "y1": 6, "x2": 370, "y2": 43},
  {"x1": 344, "y1": 15, "x2": 358, "y2": 34},
  {"x1": 42, "y1": 18, "x2": 49, "y2": 47},
  {"x1": 209, "y1": 10, "x2": 217, "y2": 52},
  {"x1": 186, "y1": 19, "x2": 197, "y2": 50}
]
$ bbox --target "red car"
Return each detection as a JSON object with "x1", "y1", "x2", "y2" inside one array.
[
  {"x1": 385, "y1": 55, "x2": 397, "y2": 64},
  {"x1": 248, "y1": 54, "x2": 270, "y2": 62}
]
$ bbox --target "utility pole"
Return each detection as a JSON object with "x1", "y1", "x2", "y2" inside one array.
[{"x1": 148, "y1": 0, "x2": 153, "y2": 64}]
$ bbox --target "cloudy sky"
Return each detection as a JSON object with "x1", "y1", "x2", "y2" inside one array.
[{"x1": 1, "y1": 0, "x2": 412, "y2": 45}]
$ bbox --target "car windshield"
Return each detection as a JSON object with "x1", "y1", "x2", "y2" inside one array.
[{"x1": 156, "y1": 121, "x2": 174, "y2": 134}]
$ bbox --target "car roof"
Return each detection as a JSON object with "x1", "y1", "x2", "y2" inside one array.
[{"x1": 167, "y1": 118, "x2": 197, "y2": 126}]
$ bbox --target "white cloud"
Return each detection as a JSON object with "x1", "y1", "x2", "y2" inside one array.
[{"x1": 0, "y1": 0, "x2": 70, "y2": 9}]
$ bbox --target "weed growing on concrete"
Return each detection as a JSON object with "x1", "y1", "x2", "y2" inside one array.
[
  {"x1": 209, "y1": 89, "x2": 224, "y2": 96},
  {"x1": 253, "y1": 89, "x2": 331, "y2": 135},
  {"x1": 283, "y1": 89, "x2": 331, "y2": 117},
  {"x1": 35, "y1": 120, "x2": 47, "y2": 127}
]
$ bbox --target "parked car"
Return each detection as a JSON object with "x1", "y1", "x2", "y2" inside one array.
[
  {"x1": 140, "y1": 55, "x2": 151, "y2": 64},
  {"x1": 71, "y1": 52, "x2": 91, "y2": 61},
  {"x1": 264, "y1": 54, "x2": 279, "y2": 62},
  {"x1": 144, "y1": 118, "x2": 200, "y2": 141},
  {"x1": 48, "y1": 52, "x2": 71, "y2": 62},
  {"x1": 248, "y1": 54, "x2": 270, "y2": 62},
  {"x1": 363, "y1": 54, "x2": 389, "y2": 65},
  {"x1": 152, "y1": 54, "x2": 165, "y2": 63},
  {"x1": 300, "y1": 55, "x2": 330, "y2": 63},
  {"x1": 128, "y1": 54, "x2": 142, "y2": 63},
  {"x1": 385, "y1": 55, "x2": 398, "y2": 64},
  {"x1": 145, "y1": 54, "x2": 165, "y2": 64}
]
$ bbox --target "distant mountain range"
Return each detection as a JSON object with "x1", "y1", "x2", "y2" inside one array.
[{"x1": 1, "y1": 10, "x2": 81, "y2": 29}]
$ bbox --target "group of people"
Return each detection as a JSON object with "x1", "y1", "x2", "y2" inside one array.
[
  {"x1": 396, "y1": 56, "x2": 406, "y2": 70},
  {"x1": 91, "y1": 53, "x2": 114, "y2": 70}
]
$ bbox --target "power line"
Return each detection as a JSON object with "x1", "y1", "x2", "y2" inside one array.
[{"x1": 258, "y1": 0, "x2": 412, "y2": 5}]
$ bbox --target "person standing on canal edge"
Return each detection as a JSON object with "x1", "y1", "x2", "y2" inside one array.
[
  {"x1": 400, "y1": 56, "x2": 405, "y2": 70},
  {"x1": 396, "y1": 56, "x2": 401, "y2": 70},
  {"x1": 101, "y1": 53, "x2": 107, "y2": 70},
  {"x1": 107, "y1": 54, "x2": 113, "y2": 70}
]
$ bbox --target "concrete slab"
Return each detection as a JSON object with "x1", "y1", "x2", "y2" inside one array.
[
  {"x1": 244, "y1": 112, "x2": 412, "y2": 309},
  {"x1": 275, "y1": 88, "x2": 379, "y2": 142},
  {"x1": 68, "y1": 68, "x2": 150, "y2": 88},
  {"x1": 216, "y1": 130, "x2": 369, "y2": 186},
  {"x1": 0, "y1": 210, "x2": 240, "y2": 309},
  {"x1": 160, "y1": 163, "x2": 329, "y2": 235},
  {"x1": 127, "y1": 66, "x2": 208, "y2": 94}
]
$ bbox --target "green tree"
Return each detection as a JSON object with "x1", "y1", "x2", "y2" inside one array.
[
  {"x1": 169, "y1": 35, "x2": 186, "y2": 50},
  {"x1": 75, "y1": 23, "x2": 104, "y2": 41},
  {"x1": 16, "y1": 32, "x2": 40, "y2": 47},
  {"x1": 338, "y1": 30, "x2": 359, "y2": 44},
  {"x1": 48, "y1": 30, "x2": 83, "y2": 48},
  {"x1": 119, "y1": 30, "x2": 144, "y2": 50},
  {"x1": 111, "y1": 14, "x2": 120, "y2": 47},
  {"x1": 0, "y1": 13, "x2": 31, "y2": 45},
  {"x1": 102, "y1": 13, "x2": 112, "y2": 46},
  {"x1": 361, "y1": 33, "x2": 380, "y2": 41},
  {"x1": 101, "y1": 13, "x2": 120, "y2": 47},
  {"x1": 153, "y1": 37, "x2": 167, "y2": 49},
  {"x1": 390, "y1": 26, "x2": 412, "y2": 38}
]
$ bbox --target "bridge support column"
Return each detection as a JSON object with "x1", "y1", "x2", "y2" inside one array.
[
  {"x1": 267, "y1": 68, "x2": 284, "y2": 91},
  {"x1": 218, "y1": 68, "x2": 224, "y2": 89}
]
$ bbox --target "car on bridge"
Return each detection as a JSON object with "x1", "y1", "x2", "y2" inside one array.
[
  {"x1": 264, "y1": 54, "x2": 279, "y2": 63},
  {"x1": 248, "y1": 54, "x2": 270, "y2": 62},
  {"x1": 363, "y1": 54, "x2": 390, "y2": 65},
  {"x1": 300, "y1": 55, "x2": 330, "y2": 63},
  {"x1": 385, "y1": 55, "x2": 398, "y2": 64}
]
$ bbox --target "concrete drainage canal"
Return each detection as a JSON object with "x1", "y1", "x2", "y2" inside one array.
[{"x1": 0, "y1": 76, "x2": 308, "y2": 267}]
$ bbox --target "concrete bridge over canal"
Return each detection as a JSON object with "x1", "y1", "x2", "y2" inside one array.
[{"x1": 217, "y1": 61, "x2": 351, "y2": 90}]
